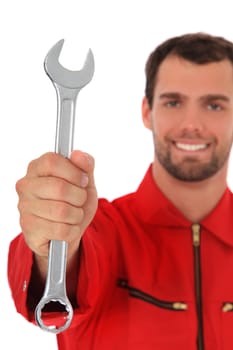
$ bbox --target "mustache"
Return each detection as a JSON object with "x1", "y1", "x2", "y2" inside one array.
[{"x1": 166, "y1": 131, "x2": 215, "y2": 142}]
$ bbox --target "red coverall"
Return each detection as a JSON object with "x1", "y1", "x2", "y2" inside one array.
[{"x1": 8, "y1": 165, "x2": 233, "y2": 350}]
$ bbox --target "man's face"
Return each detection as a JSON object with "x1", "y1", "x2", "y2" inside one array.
[{"x1": 142, "y1": 55, "x2": 233, "y2": 182}]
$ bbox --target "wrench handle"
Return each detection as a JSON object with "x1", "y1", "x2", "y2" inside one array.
[
  {"x1": 46, "y1": 240, "x2": 68, "y2": 289},
  {"x1": 35, "y1": 86, "x2": 79, "y2": 333},
  {"x1": 55, "y1": 85, "x2": 80, "y2": 158}
]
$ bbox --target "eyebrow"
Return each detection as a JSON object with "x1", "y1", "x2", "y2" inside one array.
[
  {"x1": 199, "y1": 94, "x2": 230, "y2": 102},
  {"x1": 158, "y1": 92, "x2": 185, "y2": 100},
  {"x1": 158, "y1": 92, "x2": 230, "y2": 102}
]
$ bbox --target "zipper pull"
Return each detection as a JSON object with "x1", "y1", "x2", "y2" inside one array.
[
  {"x1": 173, "y1": 302, "x2": 188, "y2": 310},
  {"x1": 192, "y1": 223, "x2": 201, "y2": 247},
  {"x1": 223, "y1": 303, "x2": 233, "y2": 312}
]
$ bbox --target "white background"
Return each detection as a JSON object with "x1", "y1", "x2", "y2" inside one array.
[{"x1": 0, "y1": 0, "x2": 233, "y2": 348}]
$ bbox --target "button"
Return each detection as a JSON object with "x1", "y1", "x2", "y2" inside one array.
[{"x1": 23, "y1": 280, "x2": 27, "y2": 292}]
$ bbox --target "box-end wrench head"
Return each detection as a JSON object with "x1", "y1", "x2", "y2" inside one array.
[
  {"x1": 35, "y1": 240, "x2": 73, "y2": 334},
  {"x1": 35, "y1": 39, "x2": 95, "y2": 334}
]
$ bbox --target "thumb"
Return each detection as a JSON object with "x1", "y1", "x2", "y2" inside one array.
[{"x1": 70, "y1": 150, "x2": 96, "y2": 188}]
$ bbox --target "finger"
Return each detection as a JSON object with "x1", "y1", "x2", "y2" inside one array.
[
  {"x1": 18, "y1": 198, "x2": 84, "y2": 225},
  {"x1": 27, "y1": 152, "x2": 89, "y2": 187},
  {"x1": 70, "y1": 150, "x2": 95, "y2": 188},
  {"x1": 16, "y1": 176, "x2": 87, "y2": 207},
  {"x1": 21, "y1": 214, "x2": 81, "y2": 256}
]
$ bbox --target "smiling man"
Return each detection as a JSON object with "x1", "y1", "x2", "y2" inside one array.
[
  {"x1": 8, "y1": 33, "x2": 233, "y2": 350},
  {"x1": 142, "y1": 52, "x2": 233, "y2": 223},
  {"x1": 148, "y1": 59, "x2": 233, "y2": 181}
]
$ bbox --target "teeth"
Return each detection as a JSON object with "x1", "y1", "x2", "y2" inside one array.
[{"x1": 175, "y1": 143, "x2": 207, "y2": 151}]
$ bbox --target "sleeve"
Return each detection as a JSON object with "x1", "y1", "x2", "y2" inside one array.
[
  {"x1": 69, "y1": 198, "x2": 122, "y2": 328},
  {"x1": 7, "y1": 233, "x2": 34, "y2": 321},
  {"x1": 7, "y1": 199, "x2": 121, "y2": 330}
]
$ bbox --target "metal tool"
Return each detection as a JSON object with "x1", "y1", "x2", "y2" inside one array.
[{"x1": 35, "y1": 39, "x2": 95, "y2": 334}]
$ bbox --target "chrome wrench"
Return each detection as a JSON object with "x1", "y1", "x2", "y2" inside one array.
[{"x1": 35, "y1": 39, "x2": 95, "y2": 334}]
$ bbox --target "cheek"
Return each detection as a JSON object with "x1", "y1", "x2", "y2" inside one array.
[
  {"x1": 152, "y1": 106, "x2": 181, "y2": 134},
  {"x1": 152, "y1": 117, "x2": 174, "y2": 139},
  {"x1": 214, "y1": 124, "x2": 233, "y2": 144}
]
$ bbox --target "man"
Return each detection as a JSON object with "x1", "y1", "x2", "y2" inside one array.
[{"x1": 8, "y1": 33, "x2": 233, "y2": 349}]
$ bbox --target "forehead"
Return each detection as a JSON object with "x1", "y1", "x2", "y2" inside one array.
[{"x1": 154, "y1": 55, "x2": 233, "y2": 97}]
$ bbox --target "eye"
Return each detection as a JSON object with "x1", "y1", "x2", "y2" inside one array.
[
  {"x1": 165, "y1": 100, "x2": 181, "y2": 108},
  {"x1": 207, "y1": 103, "x2": 222, "y2": 111}
]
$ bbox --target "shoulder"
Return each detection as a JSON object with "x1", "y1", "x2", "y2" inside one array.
[
  {"x1": 95, "y1": 192, "x2": 136, "y2": 224},
  {"x1": 228, "y1": 187, "x2": 233, "y2": 206},
  {"x1": 226, "y1": 187, "x2": 233, "y2": 202}
]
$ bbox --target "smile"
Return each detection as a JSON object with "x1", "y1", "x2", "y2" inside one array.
[{"x1": 175, "y1": 142, "x2": 208, "y2": 151}]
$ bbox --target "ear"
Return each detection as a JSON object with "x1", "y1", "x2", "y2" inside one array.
[{"x1": 141, "y1": 96, "x2": 152, "y2": 130}]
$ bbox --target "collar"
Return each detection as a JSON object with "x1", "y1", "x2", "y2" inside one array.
[
  {"x1": 201, "y1": 188, "x2": 233, "y2": 246},
  {"x1": 134, "y1": 164, "x2": 233, "y2": 246}
]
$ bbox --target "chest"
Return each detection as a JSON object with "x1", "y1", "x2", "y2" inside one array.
[{"x1": 110, "y1": 224, "x2": 233, "y2": 349}]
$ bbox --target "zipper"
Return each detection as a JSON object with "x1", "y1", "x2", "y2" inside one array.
[
  {"x1": 118, "y1": 279, "x2": 187, "y2": 311},
  {"x1": 192, "y1": 223, "x2": 204, "y2": 350}
]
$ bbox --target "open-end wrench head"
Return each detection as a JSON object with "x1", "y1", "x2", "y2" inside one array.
[{"x1": 44, "y1": 39, "x2": 95, "y2": 89}]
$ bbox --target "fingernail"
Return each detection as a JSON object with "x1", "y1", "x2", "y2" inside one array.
[{"x1": 80, "y1": 173, "x2": 89, "y2": 187}]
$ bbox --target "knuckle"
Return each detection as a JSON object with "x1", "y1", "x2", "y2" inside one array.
[
  {"x1": 26, "y1": 158, "x2": 36, "y2": 174},
  {"x1": 15, "y1": 177, "x2": 26, "y2": 195},
  {"x1": 17, "y1": 199, "x2": 27, "y2": 214},
  {"x1": 19, "y1": 215, "x2": 26, "y2": 231},
  {"x1": 44, "y1": 177, "x2": 65, "y2": 197},
  {"x1": 19, "y1": 213, "x2": 33, "y2": 234},
  {"x1": 26, "y1": 152, "x2": 62, "y2": 177},
  {"x1": 56, "y1": 179, "x2": 69, "y2": 198},
  {"x1": 42, "y1": 152, "x2": 58, "y2": 174},
  {"x1": 76, "y1": 208, "x2": 85, "y2": 223},
  {"x1": 15, "y1": 179, "x2": 21, "y2": 194},
  {"x1": 56, "y1": 202, "x2": 70, "y2": 221},
  {"x1": 55, "y1": 204, "x2": 84, "y2": 225},
  {"x1": 76, "y1": 188, "x2": 88, "y2": 206},
  {"x1": 17, "y1": 200, "x2": 23, "y2": 214},
  {"x1": 50, "y1": 202, "x2": 76, "y2": 224},
  {"x1": 54, "y1": 222, "x2": 71, "y2": 240}
]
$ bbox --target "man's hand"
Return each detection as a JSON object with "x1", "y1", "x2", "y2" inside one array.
[{"x1": 16, "y1": 150, "x2": 98, "y2": 262}]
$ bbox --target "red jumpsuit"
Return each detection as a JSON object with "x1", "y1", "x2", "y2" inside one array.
[{"x1": 8, "y1": 165, "x2": 233, "y2": 350}]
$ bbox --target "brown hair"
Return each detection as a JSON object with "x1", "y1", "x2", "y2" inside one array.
[{"x1": 145, "y1": 32, "x2": 233, "y2": 107}]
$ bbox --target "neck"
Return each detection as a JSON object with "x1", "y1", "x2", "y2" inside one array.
[{"x1": 152, "y1": 159, "x2": 228, "y2": 223}]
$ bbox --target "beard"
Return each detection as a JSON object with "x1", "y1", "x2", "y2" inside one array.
[{"x1": 153, "y1": 134, "x2": 231, "y2": 182}]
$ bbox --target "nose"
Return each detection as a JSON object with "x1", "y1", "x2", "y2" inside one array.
[{"x1": 178, "y1": 105, "x2": 205, "y2": 135}]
